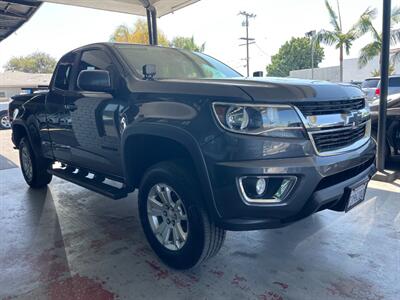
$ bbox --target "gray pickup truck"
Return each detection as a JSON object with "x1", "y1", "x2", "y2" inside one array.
[{"x1": 9, "y1": 43, "x2": 376, "y2": 269}]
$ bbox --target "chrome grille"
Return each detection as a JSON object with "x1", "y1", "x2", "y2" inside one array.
[
  {"x1": 295, "y1": 98, "x2": 365, "y2": 116},
  {"x1": 311, "y1": 125, "x2": 367, "y2": 153}
]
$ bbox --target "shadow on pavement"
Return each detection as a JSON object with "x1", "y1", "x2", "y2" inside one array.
[{"x1": 0, "y1": 154, "x2": 18, "y2": 170}]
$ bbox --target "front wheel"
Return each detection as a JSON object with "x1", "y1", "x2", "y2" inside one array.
[
  {"x1": 138, "y1": 161, "x2": 226, "y2": 270},
  {"x1": 19, "y1": 137, "x2": 52, "y2": 188},
  {"x1": 0, "y1": 111, "x2": 11, "y2": 130}
]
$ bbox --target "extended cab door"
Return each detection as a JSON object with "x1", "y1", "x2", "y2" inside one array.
[
  {"x1": 45, "y1": 52, "x2": 77, "y2": 162},
  {"x1": 63, "y1": 48, "x2": 124, "y2": 177}
]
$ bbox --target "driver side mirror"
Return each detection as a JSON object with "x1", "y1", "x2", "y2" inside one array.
[{"x1": 77, "y1": 70, "x2": 112, "y2": 92}]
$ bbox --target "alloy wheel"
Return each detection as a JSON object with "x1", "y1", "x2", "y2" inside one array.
[
  {"x1": 147, "y1": 183, "x2": 189, "y2": 251},
  {"x1": 0, "y1": 115, "x2": 10, "y2": 129}
]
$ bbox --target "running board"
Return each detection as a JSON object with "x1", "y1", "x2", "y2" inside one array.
[{"x1": 48, "y1": 168, "x2": 129, "y2": 200}]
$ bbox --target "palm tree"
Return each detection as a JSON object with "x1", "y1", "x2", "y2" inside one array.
[
  {"x1": 317, "y1": 0, "x2": 376, "y2": 82},
  {"x1": 358, "y1": 6, "x2": 400, "y2": 69}
]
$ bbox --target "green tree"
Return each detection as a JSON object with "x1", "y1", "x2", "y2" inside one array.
[
  {"x1": 266, "y1": 37, "x2": 324, "y2": 77},
  {"x1": 170, "y1": 36, "x2": 205, "y2": 52},
  {"x1": 4, "y1": 52, "x2": 56, "y2": 73},
  {"x1": 317, "y1": 0, "x2": 375, "y2": 81},
  {"x1": 109, "y1": 19, "x2": 169, "y2": 46},
  {"x1": 358, "y1": 6, "x2": 400, "y2": 68}
]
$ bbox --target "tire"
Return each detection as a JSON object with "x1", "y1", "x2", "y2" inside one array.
[
  {"x1": 138, "y1": 160, "x2": 226, "y2": 270},
  {"x1": 19, "y1": 137, "x2": 52, "y2": 188},
  {"x1": 371, "y1": 130, "x2": 390, "y2": 161},
  {"x1": 0, "y1": 111, "x2": 11, "y2": 130}
]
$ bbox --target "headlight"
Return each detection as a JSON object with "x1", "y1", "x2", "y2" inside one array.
[{"x1": 212, "y1": 102, "x2": 305, "y2": 138}]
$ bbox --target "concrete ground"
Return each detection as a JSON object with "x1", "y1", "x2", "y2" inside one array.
[{"x1": 0, "y1": 130, "x2": 399, "y2": 300}]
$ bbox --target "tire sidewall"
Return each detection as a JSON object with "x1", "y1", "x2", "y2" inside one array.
[
  {"x1": 19, "y1": 138, "x2": 36, "y2": 185},
  {"x1": 138, "y1": 163, "x2": 206, "y2": 269}
]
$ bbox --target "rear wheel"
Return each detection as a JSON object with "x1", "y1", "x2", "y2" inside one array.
[
  {"x1": 138, "y1": 161, "x2": 226, "y2": 269},
  {"x1": 19, "y1": 137, "x2": 52, "y2": 188}
]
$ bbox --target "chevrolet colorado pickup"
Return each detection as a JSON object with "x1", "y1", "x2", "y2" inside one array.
[{"x1": 9, "y1": 43, "x2": 376, "y2": 269}]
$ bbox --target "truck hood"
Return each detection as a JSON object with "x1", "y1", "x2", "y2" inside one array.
[{"x1": 155, "y1": 77, "x2": 364, "y2": 102}]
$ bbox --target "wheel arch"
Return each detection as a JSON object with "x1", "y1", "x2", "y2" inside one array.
[
  {"x1": 11, "y1": 119, "x2": 42, "y2": 158},
  {"x1": 121, "y1": 123, "x2": 221, "y2": 219}
]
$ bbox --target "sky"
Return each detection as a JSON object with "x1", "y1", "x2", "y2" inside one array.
[{"x1": 0, "y1": 0, "x2": 398, "y2": 75}]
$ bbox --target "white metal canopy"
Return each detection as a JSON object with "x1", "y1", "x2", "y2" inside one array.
[{"x1": 43, "y1": 0, "x2": 199, "y2": 17}]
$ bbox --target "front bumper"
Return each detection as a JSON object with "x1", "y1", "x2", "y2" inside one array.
[{"x1": 204, "y1": 138, "x2": 376, "y2": 231}]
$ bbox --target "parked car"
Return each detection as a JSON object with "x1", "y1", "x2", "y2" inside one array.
[
  {"x1": 9, "y1": 43, "x2": 376, "y2": 269},
  {"x1": 0, "y1": 101, "x2": 11, "y2": 130},
  {"x1": 361, "y1": 77, "x2": 380, "y2": 102},
  {"x1": 362, "y1": 75, "x2": 400, "y2": 103},
  {"x1": 370, "y1": 93, "x2": 400, "y2": 160}
]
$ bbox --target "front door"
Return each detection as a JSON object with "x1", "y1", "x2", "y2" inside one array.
[{"x1": 63, "y1": 48, "x2": 124, "y2": 177}]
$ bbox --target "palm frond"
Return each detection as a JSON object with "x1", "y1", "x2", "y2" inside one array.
[
  {"x1": 390, "y1": 48, "x2": 400, "y2": 64},
  {"x1": 344, "y1": 40, "x2": 353, "y2": 55},
  {"x1": 317, "y1": 29, "x2": 339, "y2": 46},
  {"x1": 358, "y1": 41, "x2": 382, "y2": 68},
  {"x1": 351, "y1": 7, "x2": 377, "y2": 38},
  {"x1": 325, "y1": 0, "x2": 341, "y2": 32},
  {"x1": 391, "y1": 28, "x2": 400, "y2": 45},
  {"x1": 391, "y1": 6, "x2": 400, "y2": 24}
]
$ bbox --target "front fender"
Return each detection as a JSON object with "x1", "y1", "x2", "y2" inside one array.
[{"x1": 121, "y1": 123, "x2": 221, "y2": 219}]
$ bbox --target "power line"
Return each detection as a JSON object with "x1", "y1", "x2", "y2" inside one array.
[{"x1": 238, "y1": 11, "x2": 256, "y2": 77}]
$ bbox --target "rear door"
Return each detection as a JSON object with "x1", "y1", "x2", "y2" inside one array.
[
  {"x1": 45, "y1": 52, "x2": 77, "y2": 162},
  {"x1": 63, "y1": 48, "x2": 124, "y2": 177}
]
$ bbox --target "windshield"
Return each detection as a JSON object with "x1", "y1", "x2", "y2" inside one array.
[
  {"x1": 361, "y1": 79, "x2": 379, "y2": 88},
  {"x1": 115, "y1": 44, "x2": 242, "y2": 80}
]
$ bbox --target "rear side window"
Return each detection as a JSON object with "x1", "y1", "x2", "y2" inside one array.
[
  {"x1": 361, "y1": 79, "x2": 379, "y2": 88},
  {"x1": 389, "y1": 77, "x2": 400, "y2": 87},
  {"x1": 53, "y1": 53, "x2": 76, "y2": 90}
]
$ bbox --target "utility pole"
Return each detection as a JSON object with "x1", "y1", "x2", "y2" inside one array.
[
  {"x1": 239, "y1": 11, "x2": 256, "y2": 77},
  {"x1": 305, "y1": 30, "x2": 317, "y2": 79}
]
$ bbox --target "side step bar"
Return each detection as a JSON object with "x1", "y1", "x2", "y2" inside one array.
[{"x1": 48, "y1": 168, "x2": 129, "y2": 200}]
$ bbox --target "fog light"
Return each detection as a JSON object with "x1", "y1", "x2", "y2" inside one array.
[
  {"x1": 238, "y1": 176, "x2": 297, "y2": 204},
  {"x1": 256, "y1": 178, "x2": 266, "y2": 195}
]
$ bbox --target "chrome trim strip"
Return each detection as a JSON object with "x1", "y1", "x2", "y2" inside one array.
[{"x1": 237, "y1": 175, "x2": 297, "y2": 205}]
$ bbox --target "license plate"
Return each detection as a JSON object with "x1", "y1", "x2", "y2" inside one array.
[{"x1": 345, "y1": 182, "x2": 368, "y2": 212}]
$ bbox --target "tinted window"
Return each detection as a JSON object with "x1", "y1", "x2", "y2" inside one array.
[
  {"x1": 77, "y1": 50, "x2": 112, "y2": 73},
  {"x1": 54, "y1": 53, "x2": 76, "y2": 90},
  {"x1": 389, "y1": 77, "x2": 400, "y2": 87},
  {"x1": 75, "y1": 50, "x2": 113, "y2": 90},
  {"x1": 116, "y1": 44, "x2": 241, "y2": 79},
  {"x1": 361, "y1": 79, "x2": 379, "y2": 88}
]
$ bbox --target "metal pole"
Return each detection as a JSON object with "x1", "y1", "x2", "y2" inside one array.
[
  {"x1": 377, "y1": 0, "x2": 391, "y2": 171},
  {"x1": 146, "y1": 8, "x2": 154, "y2": 45},
  {"x1": 246, "y1": 15, "x2": 249, "y2": 77},
  {"x1": 151, "y1": 7, "x2": 158, "y2": 45}
]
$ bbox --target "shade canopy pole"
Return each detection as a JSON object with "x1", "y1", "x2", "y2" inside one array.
[
  {"x1": 141, "y1": 0, "x2": 158, "y2": 45},
  {"x1": 377, "y1": 0, "x2": 391, "y2": 171}
]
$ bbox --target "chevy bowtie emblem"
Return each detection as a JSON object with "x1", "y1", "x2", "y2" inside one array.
[{"x1": 345, "y1": 111, "x2": 363, "y2": 128}]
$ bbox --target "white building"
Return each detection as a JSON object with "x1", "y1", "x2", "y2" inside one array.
[
  {"x1": 289, "y1": 56, "x2": 400, "y2": 82},
  {"x1": 0, "y1": 71, "x2": 52, "y2": 103}
]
